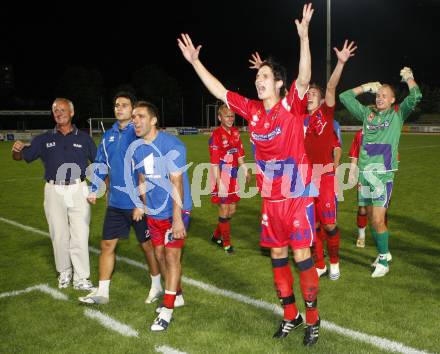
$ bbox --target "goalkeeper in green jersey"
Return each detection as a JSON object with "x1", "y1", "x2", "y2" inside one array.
[{"x1": 339, "y1": 67, "x2": 422, "y2": 278}]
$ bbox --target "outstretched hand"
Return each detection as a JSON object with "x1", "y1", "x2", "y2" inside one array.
[
  {"x1": 177, "y1": 33, "x2": 202, "y2": 64},
  {"x1": 295, "y1": 3, "x2": 314, "y2": 39},
  {"x1": 334, "y1": 40, "x2": 357, "y2": 64},
  {"x1": 248, "y1": 52, "x2": 263, "y2": 70}
]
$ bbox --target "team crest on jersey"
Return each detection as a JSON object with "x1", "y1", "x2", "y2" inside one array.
[
  {"x1": 293, "y1": 219, "x2": 300, "y2": 228},
  {"x1": 46, "y1": 142, "x2": 56, "y2": 148},
  {"x1": 264, "y1": 122, "x2": 270, "y2": 129},
  {"x1": 252, "y1": 115, "x2": 259, "y2": 122},
  {"x1": 367, "y1": 112, "x2": 375, "y2": 122},
  {"x1": 109, "y1": 136, "x2": 115, "y2": 142}
]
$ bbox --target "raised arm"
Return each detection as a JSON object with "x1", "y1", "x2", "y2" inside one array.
[
  {"x1": 325, "y1": 40, "x2": 357, "y2": 107},
  {"x1": 178, "y1": 33, "x2": 227, "y2": 101},
  {"x1": 295, "y1": 3, "x2": 314, "y2": 96},
  {"x1": 399, "y1": 67, "x2": 423, "y2": 120}
]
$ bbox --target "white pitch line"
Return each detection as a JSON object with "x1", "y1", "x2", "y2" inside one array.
[
  {"x1": 0, "y1": 283, "x2": 68, "y2": 301},
  {"x1": 155, "y1": 345, "x2": 187, "y2": 354},
  {"x1": 0, "y1": 216, "x2": 432, "y2": 354},
  {"x1": 84, "y1": 309, "x2": 139, "y2": 337}
]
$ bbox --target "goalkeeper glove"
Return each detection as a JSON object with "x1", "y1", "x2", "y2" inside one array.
[
  {"x1": 400, "y1": 67, "x2": 414, "y2": 82},
  {"x1": 361, "y1": 82, "x2": 382, "y2": 94}
]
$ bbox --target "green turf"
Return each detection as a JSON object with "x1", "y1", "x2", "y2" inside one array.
[{"x1": 0, "y1": 133, "x2": 439, "y2": 353}]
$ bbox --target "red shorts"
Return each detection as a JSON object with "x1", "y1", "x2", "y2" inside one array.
[
  {"x1": 260, "y1": 197, "x2": 315, "y2": 250},
  {"x1": 314, "y1": 173, "x2": 337, "y2": 225},
  {"x1": 211, "y1": 192, "x2": 240, "y2": 204},
  {"x1": 147, "y1": 211, "x2": 191, "y2": 248}
]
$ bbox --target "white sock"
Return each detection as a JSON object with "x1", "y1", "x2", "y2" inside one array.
[
  {"x1": 159, "y1": 306, "x2": 173, "y2": 323},
  {"x1": 97, "y1": 280, "x2": 110, "y2": 297},
  {"x1": 151, "y1": 274, "x2": 162, "y2": 290},
  {"x1": 358, "y1": 227, "x2": 366, "y2": 239}
]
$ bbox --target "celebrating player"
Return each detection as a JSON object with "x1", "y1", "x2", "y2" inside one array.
[
  {"x1": 178, "y1": 4, "x2": 321, "y2": 346},
  {"x1": 131, "y1": 101, "x2": 192, "y2": 332},
  {"x1": 303, "y1": 40, "x2": 357, "y2": 280},
  {"x1": 209, "y1": 104, "x2": 250, "y2": 254},
  {"x1": 339, "y1": 67, "x2": 422, "y2": 277},
  {"x1": 79, "y1": 92, "x2": 162, "y2": 305}
]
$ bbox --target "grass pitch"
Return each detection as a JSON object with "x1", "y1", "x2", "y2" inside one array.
[{"x1": 0, "y1": 133, "x2": 439, "y2": 353}]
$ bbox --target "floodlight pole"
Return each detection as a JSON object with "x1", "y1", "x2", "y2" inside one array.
[{"x1": 326, "y1": 0, "x2": 331, "y2": 83}]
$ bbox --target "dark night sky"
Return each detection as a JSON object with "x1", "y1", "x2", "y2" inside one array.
[{"x1": 2, "y1": 0, "x2": 439, "y2": 118}]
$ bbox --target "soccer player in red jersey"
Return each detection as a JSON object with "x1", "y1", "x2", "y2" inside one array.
[
  {"x1": 178, "y1": 4, "x2": 322, "y2": 346},
  {"x1": 348, "y1": 129, "x2": 369, "y2": 248},
  {"x1": 304, "y1": 40, "x2": 357, "y2": 280},
  {"x1": 209, "y1": 104, "x2": 250, "y2": 254}
]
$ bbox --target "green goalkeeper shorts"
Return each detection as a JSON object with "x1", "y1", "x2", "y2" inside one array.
[{"x1": 357, "y1": 171, "x2": 395, "y2": 208}]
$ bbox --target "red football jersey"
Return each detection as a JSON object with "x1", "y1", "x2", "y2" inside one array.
[
  {"x1": 303, "y1": 103, "x2": 336, "y2": 165},
  {"x1": 226, "y1": 80, "x2": 313, "y2": 201},
  {"x1": 209, "y1": 126, "x2": 245, "y2": 195},
  {"x1": 348, "y1": 129, "x2": 363, "y2": 159}
]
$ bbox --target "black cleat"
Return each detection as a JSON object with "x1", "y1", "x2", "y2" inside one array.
[
  {"x1": 224, "y1": 245, "x2": 234, "y2": 254},
  {"x1": 211, "y1": 234, "x2": 223, "y2": 248},
  {"x1": 303, "y1": 318, "x2": 320, "y2": 346},
  {"x1": 273, "y1": 314, "x2": 304, "y2": 338}
]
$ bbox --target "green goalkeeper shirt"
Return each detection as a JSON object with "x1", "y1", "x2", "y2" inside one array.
[{"x1": 339, "y1": 86, "x2": 422, "y2": 172}]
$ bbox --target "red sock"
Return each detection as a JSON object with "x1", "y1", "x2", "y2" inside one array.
[
  {"x1": 271, "y1": 258, "x2": 298, "y2": 321},
  {"x1": 219, "y1": 220, "x2": 231, "y2": 247},
  {"x1": 326, "y1": 227, "x2": 340, "y2": 264},
  {"x1": 314, "y1": 229, "x2": 326, "y2": 269},
  {"x1": 163, "y1": 290, "x2": 176, "y2": 309},
  {"x1": 297, "y1": 258, "x2": 319, "y2": 324},
  {"x1": 213, "y1": 224, "x2": 221, "y2": 238},
  {"x1": 357, "y1": 213, "x2": 368, "y2": 228}
]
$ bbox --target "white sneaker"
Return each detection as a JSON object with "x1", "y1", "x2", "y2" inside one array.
[
  {"x1": 371, "y1": 252, "x2": 392, "y2": 267},
  {"x1": 356, "y1": 237, "x2": 365, "y2": 248},
  {"x1": 316, "y1": 266, "x2": 327, "y2": 278},
  {"x1": 78, "y1": 289, "x2": 109, "y2": 305},
  {"x1": 155, "y1": 294, "x2": 185, "y2": 313},
  {"x1": 73, "y1": 279, "x2": 95, "y2": 291},
  {"x1": 371, "y1": 263, "x2": 389, "y2": 278},
  {"x1": 145, "y1": 286, "x2": 164, "y2": 304},
  {"x1": 151, "y1": 308, "x2": 172, "y2": 332},
  {"x1": 329, "y1": 263, "x2": 340, "y2": 280},
  {"x1": 58, "y1": 270, "x2": 72, "y2": 289}
]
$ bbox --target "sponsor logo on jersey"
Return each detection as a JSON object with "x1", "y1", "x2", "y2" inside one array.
[
  {"x1": 251, "y1": 126, "x2": 282, "y2": 141},
  {"x1": 73, "y1": 143, "x2": 82, "y2": 148},
  {"x1": 366, "y1": 120, "x2": 390, "y2": 131},
  {"x1": 227, "y1": 148, "x2": 238, "y2": 154}
]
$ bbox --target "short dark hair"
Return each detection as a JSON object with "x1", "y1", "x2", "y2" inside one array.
[
  {"x1": 113, "y1": 91, "x2": 136, "y2": 107},
  {"x1": 260, "y1": 58, "x2": 287, "y2": 98},
  {"x1": 309, "y1": 83, "x2": 324, "y2": 97},
  {"x1": 133, "y1": 101, "x2": 160, "y2": 127}
]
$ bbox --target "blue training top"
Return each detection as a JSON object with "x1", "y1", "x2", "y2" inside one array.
[
  {"x1": 132, "y1": 131, "x2": 192, "y2": 219},
  {"x1": 91, "y1": 121, "x2": 139, "y2": 210}
]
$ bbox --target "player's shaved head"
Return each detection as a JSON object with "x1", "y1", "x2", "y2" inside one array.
[
  {"x1": 376, "y1": 84, "x2": 396, "y2": 111},
  {"x1": 379, "y1": 84, "x2": 396, "y2": 98}
]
